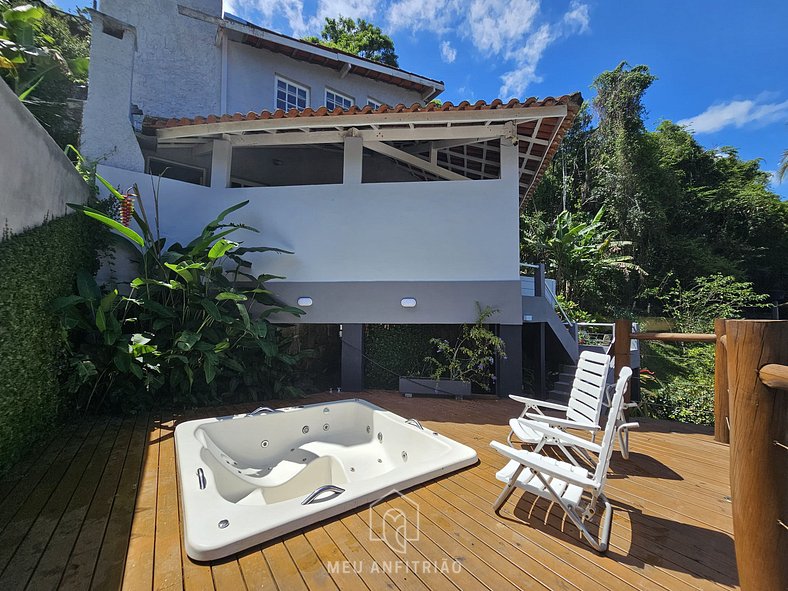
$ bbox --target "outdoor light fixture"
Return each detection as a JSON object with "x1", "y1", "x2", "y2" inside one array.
[
  {"x1": 400, "y1": 298, "x2": 417, "y2": 308},
  {"x1": 297, "y1": 297, "x2": 313, "y2": 307}
]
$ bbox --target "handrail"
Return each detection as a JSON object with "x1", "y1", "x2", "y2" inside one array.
[
  {"x1": 520, "y1": 262, "x2": 540, "y2": 269},
  {"x1": 631, "y1": 332, "x2": 715, "y2": 342},
  {"x1": 544, "y1": 282, "x2": 572, "y2": 326},
  {"x1": 577, "y1": 322, "x2": 615, "y2": 328},
  {"x1": 759, "y1": 364, "x2": 788, "y2": 390}
]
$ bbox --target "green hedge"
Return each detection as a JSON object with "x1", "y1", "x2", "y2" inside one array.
[
  {"x1": 364, "y1": 324, "x2": 460, "y2": 389},
  {"x1": 0, "y1": 213, "x2": 100, "y2": 472}
]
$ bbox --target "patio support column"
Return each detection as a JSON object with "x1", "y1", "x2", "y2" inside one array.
[
  {"x1": 499, "y1": 137, "x2": 520, "y2": 186},
  {"x1": 341, "y1": 324, "x2": 364, "y2": 392},
  {"x1": 497, "y1": 324, "x2": 523, "y2": 397},
  {"x1": 343, "y1": 135, "x2": 363, "y2": 184},
  {"x1": 210, "y1": 139, "x2": 232, "y2": 188}
]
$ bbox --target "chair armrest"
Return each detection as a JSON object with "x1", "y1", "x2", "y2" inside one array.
[
  {"x1": 490, "y1": 441, "x2": 593, "y2": 488},
  {"x1": 508, "y1": 395, "x2": 568, "y2": 413},
  {"x1": 514, "y1": 420, "x2": 603, "y2": 454},
  {"x1": 523, "y1": 413, "x2": 600, "y2": 432}
]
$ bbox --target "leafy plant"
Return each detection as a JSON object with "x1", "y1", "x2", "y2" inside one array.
[
  {"x1": 521, "y1": 206, "x2": 642, "y2": 307},
  {"x1": 423, "y1": 304, "x2": 505, "y2": 392},
  {"x1": 0, "y1": 2, "x2": 83, "y2": 100},
  {"x1": 55, "y1": 157, "x2": 306, "y2": 410},
  {"x1": 303, "y1": 17, "x2": 398, "y2": 67}
]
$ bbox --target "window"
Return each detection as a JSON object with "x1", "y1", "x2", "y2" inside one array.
[
  {"x1": 325, "y1": 89, "x2": 353, "y2": 111},
  {"x1": 147, "y1": 157, "x2": 206, "y2": 185},
  {"x1": 367, "y1": 97, "x2": 382, "y2": 110},
  {"x1": 275, "y1": 77, "x2": 308, "y2": 111}
]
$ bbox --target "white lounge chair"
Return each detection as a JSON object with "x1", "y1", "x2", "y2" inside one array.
[
  {"x1": 491, "y1": 367, "x2": 638, "y2": 553},
  {"x1": 508, "y1": 350, "x2": 612, "y2": 450}
]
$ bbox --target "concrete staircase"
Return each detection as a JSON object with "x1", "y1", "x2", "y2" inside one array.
[{"x1": 546, "y1": 362, "x2": 576, "y2": 404}]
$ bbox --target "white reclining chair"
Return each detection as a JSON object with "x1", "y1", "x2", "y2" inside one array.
[
  {"x1": 508, "y1": 351, "x2": 611, "y2": 449},
  {"x1": 491, "y1": 367, "x2": 639, "y2": 553}
]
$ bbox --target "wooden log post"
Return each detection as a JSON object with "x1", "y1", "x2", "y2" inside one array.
[
  {"x1": 613, "y1": 319, "x2": 632, "y2": 403},
  {"x1": 714, "y1": 318, "x2": 730, "y2": 443},
  {"x1": 725, "y1": 320, "x2": 788, "y2": 591}
]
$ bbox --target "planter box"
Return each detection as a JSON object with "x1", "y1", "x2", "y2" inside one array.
[{"x1": 399, "y1": 377, "x2": 472, "y2": 400}]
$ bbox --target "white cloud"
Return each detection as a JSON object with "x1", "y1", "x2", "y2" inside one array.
[
  {"x1": 315, "y1": 0, "x2": 379, "y2": 23},
  {"x1": 224, "y1": 0, "x2": 590, "y2": 99},
  {"x1": 387, "y1": 0, "x2": 461, "y2": 34},
  {"x1": 440, "y1": 40, "x2": 457, "y2": 63},
  {"x1": 467, "y1": 0, "x2": 540, "y2": 55},
  {"x1": 677, "y1": 98, "x2": 788, "y2": 134},
  {"x1": 562, "y1": 0, "x2": 590, "y2": 34}
]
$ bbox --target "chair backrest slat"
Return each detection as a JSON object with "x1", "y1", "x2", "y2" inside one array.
[
  {"x1": 592, "y1": 367, "x2": 632, "y2": 486},
  {"x1": 566, "y1": 351, "x2": 611, "y2": 426}
]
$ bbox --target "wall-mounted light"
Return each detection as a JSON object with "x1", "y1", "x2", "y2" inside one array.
[
  {"x1": 297, "y1": 297, "x2": 313, "y2": 307},
  {"x1": 400, "y1": 298, "x2": 417, "y2": 308}
]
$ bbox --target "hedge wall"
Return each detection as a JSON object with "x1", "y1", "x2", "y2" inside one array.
[
  {"x1": 364, "y1": 324, "x2": 461, "y2": 389},
  {"x1": 0, "y1": 213, "x2": 100, "y2": 472}
]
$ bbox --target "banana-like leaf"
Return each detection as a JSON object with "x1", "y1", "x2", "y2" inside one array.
[
  {"x1": 74, "y1": 207, "x2": 144, "y2": 247},
  {"x1": 208, "y1": 238, "x2": 238, "y2": 260},
  {"x1": 215, "y1": 292, "x2": 247, "y2": 301}
]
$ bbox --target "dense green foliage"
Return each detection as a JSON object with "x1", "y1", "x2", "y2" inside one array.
[
  {"x1": 525, "y1": 61, "x2": 787, "y2": 424},
  {"x1": 304, "y1": 17, "x2": 398, "y2": 67},
  {"x1": 57, "y1": 189, "x2": 308, "y2": 411},
  {"x1": 637, "y1": 275, "x2": 769, "y2": 425},
  {"x1": 528, "y1": 63, "x2": 788, "y2": 315},
  {"x1": 1, "y1": 2, "x2": 89, "y2": 147},
  {"x1": 0, "y1": 213, "x2": 100, "y2": 471},
  {"x1": 364, "y1": 325, "x2": 454, "y2": 389}
]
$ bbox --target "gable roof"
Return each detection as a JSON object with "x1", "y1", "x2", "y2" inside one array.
[
  {"x1": 178, "y1": 5, "x2": 444, "y2": 100},
  {"x1": 145, "y1": 93, "x2": 583, "y2": 205}
]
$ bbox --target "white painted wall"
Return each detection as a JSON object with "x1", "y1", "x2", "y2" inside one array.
[
  {"x1": 226, "y1": 42, "x2": 424, "y2": 114},
  {"x1": 0, "y1": 81, "x2": 90, "y2": 236},
  {"x1": 80, "y1": 13, "x2": 144, "y2": 170},
  {"x1": 97, "y1": 165, "x2": 520, "y2": 283},
  {"x1": 98, "y1": 0, "x2": 222, "y2": 119}
]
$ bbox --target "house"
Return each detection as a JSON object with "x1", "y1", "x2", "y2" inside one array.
[{"x1": 80, "y1": 0, "x2": 584, "y2": 395}]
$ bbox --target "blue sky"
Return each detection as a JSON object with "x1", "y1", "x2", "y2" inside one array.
[{"x1": 54, "y1": 0, "x2": 787, "y2": 198}]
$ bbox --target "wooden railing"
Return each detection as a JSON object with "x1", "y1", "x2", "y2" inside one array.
[{"x1": 612, "y1": 319, "x2": 787, "y2": 591}]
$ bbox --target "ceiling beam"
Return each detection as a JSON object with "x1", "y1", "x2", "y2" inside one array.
[{"x1": 365, "y1": 141, "x2": 469, "y2": 181}]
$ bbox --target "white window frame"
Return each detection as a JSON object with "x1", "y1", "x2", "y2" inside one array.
[
  {"x1": 275, "y1": 75, "x2": 309, "y2": 111},
  {"x1": 367, "y1": 97, "x2": 382, "y2": 110},
  {"x1": 325, "y1": 88, "x2": 354, "y2": 111}
]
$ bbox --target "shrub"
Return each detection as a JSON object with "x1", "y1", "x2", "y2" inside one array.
[
  {"x1": 423, "y1": 304, "x2": 506, "y2": 392},
  {"x1": 56, "y1": 182, "x2": 307, "y2": 411}
]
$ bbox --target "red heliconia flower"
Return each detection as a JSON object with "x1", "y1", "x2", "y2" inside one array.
[{"x1": 120, "y1": 194, "x2": 135, "y2": 227}]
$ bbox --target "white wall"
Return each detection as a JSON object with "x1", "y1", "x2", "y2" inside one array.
[
  {"x1": 99, "y1": 0, "x2": 222, "y2": 119},
  {"x1": 97, "y1": 165, "x2": 520, "y2": 283},
  {"x1": 80, "y1": 13, "x2": 144, "y2": 170},
  {"x1": 0, "y1": 81, "x2": 90, "y2": 236},
  {"x1": 226, "y1": 42, "x2": 424, "y2": 114}
]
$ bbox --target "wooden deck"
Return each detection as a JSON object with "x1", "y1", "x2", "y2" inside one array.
[{"x1": 0, "y1": 391, "x2": 738, "y2": 591}]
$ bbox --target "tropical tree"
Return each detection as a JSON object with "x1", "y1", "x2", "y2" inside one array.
[
  {"x1": 778, "y1": 148, "x2": 788, "y2": 182},
  {"x1": 521, "y1": 207, "x2": 641, "y2": 307},
  {"x1": 304, "y1": 17, "x2": 398, "y2": 67}
]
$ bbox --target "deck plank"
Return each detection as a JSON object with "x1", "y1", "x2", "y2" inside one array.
[
  {"x1": 27, "y1": 415, "x2": 136, "y2": 591},
  {"x1": 120, "y1": 413, "x2": 162, "y2": 591}
]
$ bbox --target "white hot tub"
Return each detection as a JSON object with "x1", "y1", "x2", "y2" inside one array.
[{"x1": 174, "y1": 398, "x2": 478, "y2": 560}]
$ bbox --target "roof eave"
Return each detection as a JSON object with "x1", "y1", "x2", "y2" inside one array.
[{"x1": 177, "y1": 4, "x2": 445, "y2": 95}]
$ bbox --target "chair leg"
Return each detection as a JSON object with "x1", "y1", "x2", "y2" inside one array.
[
  {"x1": 492, "y1": 465, "x2": 524, "y2": 512},
  {"x1": 617, "y1": 424, "x2": 630, "y2": 459}
]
